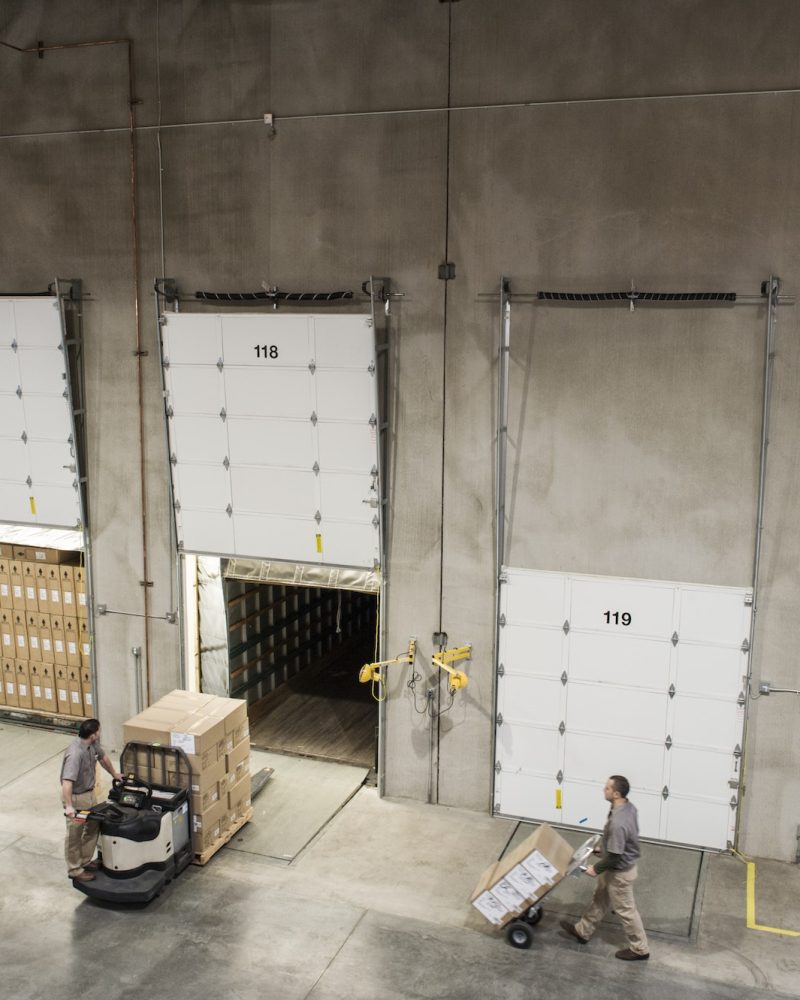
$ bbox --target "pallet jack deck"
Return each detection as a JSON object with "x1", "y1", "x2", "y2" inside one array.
[{"x1": 192, "y1": 806, "x2": 254, "y2": 866}]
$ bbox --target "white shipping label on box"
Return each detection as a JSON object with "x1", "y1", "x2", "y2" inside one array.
[
  {"x1": 26, "y1": 586, "x2": 35, "y2": 600},
  {"x1": 6, "y1": 682, "x2": 14, "y2": 694},
  {"x1": 171, "y1": 731, "x2": 196, "y2": 755},
  {"x1": 19, "y1": 683, "x2": 27, "y2": 697},
  {"x1": 82, "y1": 643, "x2": 90, "y2": 655},
  {"x1": 17, "y1": 635, "x2": 25, "y2": 647},
  {"x1": 33, "y1": 685, "x2": 41, "y2": 698},
  {"x1": 506, "y1": 863, "x2": 545, "y2": 897},
  {"x1": 79, "y1": 593, "x2": 86, "y2": 606},
  {"x1": 45, "y1": 687, "x2": 53, "y2": 699},
  {"x1": 2, "y1": 635, "x2": 11, "y2": 647},
  {"x1": 521, "y1": 850, "x2": 559, "y2": 886},
  {"x1": 491, "y1": 878, "x2": 527, "y2": 911},
  {"x1": 59, "y1": 689, "x2": 68, "y2": 702},
  {"x1": 64, "y1": 593, "x2": 73, "y2": 605},
  {"x1": 55, "y1": 640, "x2": 64, "y2": 653},
  {"x1": 30, "y1": 636, "x2": 39, "y2": 650},
  {"x1": 472, "y1": 891, "x2": 511, "y2": 926},
  {"x1": 43, "y1": 638, "x2": 52, "y2": 652},
  {"x1": 85, "y1": 692, "x2": 92, "y2": 706},
  {"x1": 68, "y1": 642, "x2": 77, "y2": 654},
  {"x1": 39, "y1": 588, "x2": 48, "y2": 601},
  {"x1": 50, "y1": 590, "x2": 59, "y2": 602},
  {"x1": 0, "y1": 584, "x2": 7, "y2": 597},
  {"x1": 13, "y1": 585, "x2": 22, "y2": 599},
  {"x1": 71, "y1": 691, "x2": 80, "y2": 704}
]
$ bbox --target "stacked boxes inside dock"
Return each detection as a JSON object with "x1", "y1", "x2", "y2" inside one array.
[
  {"x1": 123, "y1": 689, "x2": 252, "y2": 858},
  {"x1": 0, "y1": 544, "x2": 90, "y2": 718}
]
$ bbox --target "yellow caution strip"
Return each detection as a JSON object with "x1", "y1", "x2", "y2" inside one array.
[
  {"x1": 29, "y1": 496, "x2": 37, "y2": 514},
  {"x1": 315, "y1": 533, "x2": 323, "y2": 553},
  {"x1": 555, "y1": 788, "x2": 562, "y2": 809},
  {"x1": 734, "y1": 850, "x2": 800, "y2": 937}
]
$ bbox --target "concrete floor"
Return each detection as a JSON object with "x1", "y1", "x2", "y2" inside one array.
[{"x1": 2, "y1": 722, "x2": 799, "y2": 1000}]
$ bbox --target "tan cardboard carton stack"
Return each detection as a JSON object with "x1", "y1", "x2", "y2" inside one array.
[
  {"x1": 470, "y1": 824, "x2": 577, "y2": 927},
  {"x1": 122, "y1": 690, "x2": 251, "y2": 859}
]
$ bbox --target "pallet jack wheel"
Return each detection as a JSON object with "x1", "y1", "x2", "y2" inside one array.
[
  {"x1": 523, "y1": 904, "x2": 543, "y2": 926},
  {"x1": 505, "y1": 920, "x2": 534, "y2": 949}
]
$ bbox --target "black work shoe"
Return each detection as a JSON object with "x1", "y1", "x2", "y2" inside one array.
[
  {"x1": 559, "y1": 919, "x2": 589, "y2": 944},
  {"x1": 83, "y1": 859, "x2": 99, "y2": 871},
  {"x1": 615, "y1": 949, "x2": 649, "y2": 961},
  {"x1": 72, "y1": 871, "x2": 96, "y2": 883}
]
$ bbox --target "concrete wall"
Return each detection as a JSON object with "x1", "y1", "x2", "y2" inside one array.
[{"x1": 1, "y1": 0, "x2": 799, "y2": 860}]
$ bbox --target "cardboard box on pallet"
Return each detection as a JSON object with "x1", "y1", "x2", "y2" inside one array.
[
  {"x1": 167, "y1": 754, "x2": 226, "y2": 814},
  {"x1": 74, "y1": 566, "x2": 88, "y2": 619},
  {"x1": 46, "y1": 567, "x2": 62, "y2": 616},
  {"x1": 39, "y1": 663, "x2": 57, "y2": 712},
  {"x1": 26, "y1": 612, "x2": 41, "y2": 662},
  {"x1": 10, "y1": 562, "x2": 25, "y2": 611},
  {"x1": 22, "y1": 563, "x2": 39, "y2": 612},
  {"x1": 470, "y1": 823, "x2": 575, "y2": 927},
  {"x1": 200, "y1": 697, "x2": 248, "y2": 754},
  {"x1": 15, "y1": 660, "x2": 32, "y2": 709},
  {"x1": 51, "y1": 616, "x2": 67, "y2": 666},
  {"x1": 37, "y1": 614, "x2": 54, "y2": 663},
  {"x1": 78, "y1": 620, "x2": 91, "y2": 666},
  {"x1": 64, "y1": 617, "x2": 81, "y2": 667},
  {"x1": 80, "y1": 666, "x2": 93, "y2": 715},
  {"x1": 35, "y1": 566, "x2": 49, "y2": 613},
  {"x1": 29, "y1": 661, "x2": 47, "y2": 710},
  {"x1": 59, "y1": 567, "x2": 76, "y2": 614},
  {"x1": 54, "y1": 664, "x2": 70, "y2": 714},
  {"x1": 67, "y1": 666, "x2": 84, "y2": 717},
  {"x1": 11, "y1": 545, "x2": 78, "y2": 565},
  {"x1": 227, "y1": 772, "x2": 252, "y2": 823},
  {"x1": 13, "y1": 612, "x2": 28, "y2": 659},
  {"x1": 3, "y1": 659, "x2": 17, "y2": 707},
  {"x1": 0, "y1": 611, "x2": 13, "y2": 657},
  {"x1": 0, "y1": 559, "x2": 11, "y2": 610},
  {"x1": 191, "y1": 797, "x2": 226, "y2": 854}
]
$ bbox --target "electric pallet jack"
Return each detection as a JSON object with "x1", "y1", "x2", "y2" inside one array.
[{"x1": 71, "y1": 742, "x2": 193, "y2": 904}]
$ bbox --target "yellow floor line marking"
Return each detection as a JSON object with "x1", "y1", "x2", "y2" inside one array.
[{"x1": 745, "y1": 859, "x2": 800, "y2": 937}]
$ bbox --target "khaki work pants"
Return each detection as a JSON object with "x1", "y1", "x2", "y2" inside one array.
[
  {"x1": 575, "y1": 865, "x2": 649, "y2": 955},
  {"x1": 64, "y1": 790, "x2": 99, "y2": 877}
]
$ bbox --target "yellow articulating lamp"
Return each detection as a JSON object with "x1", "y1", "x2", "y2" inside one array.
[
  {"x1": 359, "y1": 637, "x2": 417, "y2": 684},
  {"x1": 431, "y1": 644, "x2": 472, "y2": 692}
]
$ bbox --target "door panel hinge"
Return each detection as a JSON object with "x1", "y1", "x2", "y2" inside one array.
[
  {"x1": 496, "y1": 712, "x2": 503, "y2": 727},
  {"x1": 498, "y1": 663, "x2": 505, "y2": 677},
  {"x1": 438, "y1": 262, "x2": 456, "y2": 281},
  {"x1": 665, "y1": 734, "x2": 672, "y2": 750},
  {"x1": 662, "y1": 786, "x2": 670, "y2": 800},
  {"x1": 562, "y1": 619, "x2": 570, "y2": 635},
  {"x1": 668, "y1": 683, "x2": 676, "y2": 698},
  {"x1": 671, "y1": 631, "x2": 679, "y2": 646}
]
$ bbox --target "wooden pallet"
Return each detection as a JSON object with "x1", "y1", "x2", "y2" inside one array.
[{"x1": 192, "y1": 806, "x2": 254, "y2": 866}]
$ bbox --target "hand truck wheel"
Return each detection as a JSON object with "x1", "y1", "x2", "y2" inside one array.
[{"x1": 505, "y1": 919, "x2": 534, "y2": 949}]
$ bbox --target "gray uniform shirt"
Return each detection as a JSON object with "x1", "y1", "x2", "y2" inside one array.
[
  {"x1": 60, "y1": 737, "x2": 104, "y2": 794},
  {"x1": 602, "y1": 800, "x2": 641, "y2": 871}
]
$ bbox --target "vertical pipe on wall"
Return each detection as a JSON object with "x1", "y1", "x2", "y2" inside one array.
[
  {"x1": 491, "y1": 278, "x2": 512, "y2": 812},
  {"x1": 735, "y1": 275, "x2": 780, "y2": 849}
]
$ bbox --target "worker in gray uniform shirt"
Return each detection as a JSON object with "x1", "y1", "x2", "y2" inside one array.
[
  {"x1": 561, "y1": 774, "x2": 650, "y2": 961},
  {"x1": 60, "y1": 718, "x2": 123, "y2": 883}
]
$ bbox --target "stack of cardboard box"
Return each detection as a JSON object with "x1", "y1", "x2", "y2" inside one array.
[
  {"x1": 122, "y1": 689, "x2": 251, "y2": 858},
  {"x1": 0, "y1": 544, "x2": 90, "y2": 716}
]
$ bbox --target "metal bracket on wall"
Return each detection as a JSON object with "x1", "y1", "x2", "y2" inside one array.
[
  {"x1": 431, "y1": 644, "x2": 472, "y2": 692},
  {"x1": 438, "y1": 262, "x2": 456, "y2": 281}
]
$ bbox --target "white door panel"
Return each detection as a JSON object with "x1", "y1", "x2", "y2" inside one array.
[
  {"x1": 162, "y1": 315, "x2": 222, "y2": 364},
  {"x1": 559, "y1": 780, "x2": 609, "y2": 829},
  {"x1": 570, "y1": 577, "x2": 675, "y2": 637},
  {"x1": 178, "y1": 509, "x2": 235, "y2": 555},
  {"x1": 167, "y1": 367, "x2": 225, "y2": 414},
  {"x1": 569, "y1": 631, "x2": 671, "y2": 689},
  {"x1": 312, "y1": 315, "x2": 373, "y2": 367},
  {"x1": 317, "y1": 422, "x2": 378, "y2": 473},
  {"x1": 0, "y1": 438, "x2": 29, "y2": 479},
  {"x1": 227, "y1": 417, "x2": 315, "y2": 468},
  {"x1": 0, "y1": 395, "x2": 26, "y2": 436},
  {"x1": 171, "y1": 415, "x2": 229, "y2": 464},
  {"x1": 567, "y1": 683, "x2": 668, "y2": 743},
  {"x1": 565, "y1": 731, "x2": 664, "y2": 790},
  {"x1": 319, "y1": 473, "x2": 375, "y2": 521},
  {"x1": 319, "y1": 520, "x2": 379, "y2": 567},
  {"x1": 175, "y1": 464, "x2": 231, "y2": 509},
  {"x1": 667, "y1": 746, "x2": 735, "y2": 797},
  {"x1": 497, "y1": 771, "x2": 561, "y2": 823},
  {"x1": 500, "y1": 675, "x2": 563, "y2": 728},
  {"x1": 16, "y1": 349, "x2": 66, "y2": 394},
  {"x1": 495, "y1": 722, "x2": 561, "y2": 775},
  {"x1": 315, "y1": 371, "x2": 375, "y2": 421},
  {"x1": 28, "y1": 441, "x2": 75, "y2": 485},
  {"x1": 221, "y1": 314, "x2": 312, "y2": 367},
  {"x1": 675, "y1": 644, "x2": 744, "y2": 700},
  {"x1": 672, "y1": 695, "x2": 740, "y2": 750},
  {"x1": 224, "y1": 368, "x2": 313, "y2": 418},
  {"x1": 233, "y1": 513, "x2": 318, "y2": 563},
  {"x1": 0, "y1": 352, "x2": 18, "y2": 391},
  {"x1": 663, "y1": 795, "x2": 732, "y2": 849},
  {"x1": 231, "y1": 466, "x2": 316, "y2": 516},
  {"x1": 0, "y1": 482, "x2": 34, "y2": 522},
  {"x1": 679, "y1": 587, "x2": 750, "y2": 645},
  {"x1": 21, "y1": 396, "x2": 73, "y2": 439},
  {"x1": 11, "y1": 299, "x2": 62, "y2": 344},
  {"x1": 499, "y1": 625, "x2": 564, "y2": 679},
  {"x1": 0, "y1": 301, "x2": 15, "y2": 342},
  {"x1": 29, "y1": 484, "x2": 79, "y2": 526},
  {"x1": 503, "y1": 569, "x2": 568, "y2": 627}
]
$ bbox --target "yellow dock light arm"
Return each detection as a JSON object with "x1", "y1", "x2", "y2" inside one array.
[
  {"x1": 431, "y1": 644, "x2": 472, "y2": 691},
  {"x1": 359, "y1": 637, "x2": 417, "y2": 684}
]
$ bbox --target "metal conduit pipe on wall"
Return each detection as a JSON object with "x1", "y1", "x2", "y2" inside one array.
[{"x1": 0, "y1": 35, "x2": 153, "y2": 706}]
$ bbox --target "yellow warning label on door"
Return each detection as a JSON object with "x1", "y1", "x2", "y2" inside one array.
[
  {"x1": 29, "y1": 497, "x2": 37, "y2": 515},
  {"x1": 315, "y1": 533, "x2": 323, "y2": 553},
  {"x1": 555, "y1": 788, "x2": 562, "y2": 809}
]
